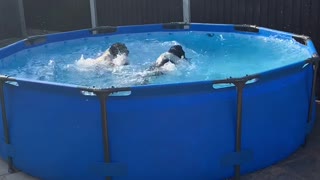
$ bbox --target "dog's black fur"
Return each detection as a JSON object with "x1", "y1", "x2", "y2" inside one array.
[
  {"x1": 134, "y1": 45, "x2": 189, "y2": 85},
  {"x1": 95, "y1": 42, "x2": 130, "y2": 66},
  {"x1": 148, "y1": 45, "x2": 187, "y2": 71},
  {"x1": 168, "y1": 45, "x2": 185, "y2": 59},
  {"x1": 109, "y1": 43, "x2": 129, "y2": 57}
]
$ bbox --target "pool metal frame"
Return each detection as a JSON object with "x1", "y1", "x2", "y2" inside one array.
[
  {"x1": 0, "y1": 22, "x2": 319, "y2": 180},
  {"x1": 93, "y1": 87, "x2": 131, "y2": 180}
]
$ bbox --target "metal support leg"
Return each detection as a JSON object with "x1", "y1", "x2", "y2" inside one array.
[
  {"x1": 96, "y1": 92, "x2": 112, "y2": 180},
  {"x1": 90, "y1": 0, "x2": 98, "y2": 28},
  {"x1": 17, "y1": 0, "x2": 27, "y2": 37},
  {"x1": 304, "y1": 57, "x2": 320, "y2": 147},
  {"x1": 0, "y1": 78, "x2": 15, "y2": 173},
  {"x1": 182, "y1": 0, "x2": 191, "y2": 23},
  {"x1": 214, "y1": 75, "x2": 257, "y2": 180},
  {"x1": 307, "y1": 58, "x2": 319, "y2": 124},
  {"x1": 91, "y1": 87, "x2": 130, "y2": 180},
  {"x1": 234, "y1": 82, "x2": 245, "y2": 180}
]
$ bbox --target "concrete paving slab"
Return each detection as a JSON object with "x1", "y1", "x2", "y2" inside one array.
[
  {"x1": 0, "y1": 159, "x2": 9, "y2": 176},
  {"x1": 0, "y1": 159, "x2": 36, "y2": 180},
  {"x1": 0, "y1": 172, "x2": 36, "y2": 180}
]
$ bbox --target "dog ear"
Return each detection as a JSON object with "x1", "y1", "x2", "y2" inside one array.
[
  {"x1": 119, "y1": 43, "x2": 129, "y2": 55},
  {"x1": 109, "y1": 44, "x2": 119, "y2": 57}
]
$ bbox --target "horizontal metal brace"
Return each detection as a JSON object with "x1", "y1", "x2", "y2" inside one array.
[
  {"x1": 213, "y1": 75, "x2": 258, "y2": 87},
  {"x1": 305, "y1": 57, "x2": 320, "y2": 65},
  {"x1": 80, "y1": 86, "x2": 130, "y2": 95},
  {"x1": 0, "y1": 75, "x2": 15, "y2": 82}
]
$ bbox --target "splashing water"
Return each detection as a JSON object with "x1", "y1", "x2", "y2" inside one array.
[{"x1": 0, "y1": 31, "x2": 312, "y2": 88}]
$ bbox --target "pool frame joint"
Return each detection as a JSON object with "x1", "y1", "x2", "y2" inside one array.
[
  {"x1": 292, "y1": 34, "x2": 310, "y2": 46},
  {"x1": 0, "y1": 75, "x2": 17, "y2": 173},
  {"x1": 86, "y1": 87, "x2": 130, "y2": 180},
  {"x1": 234, "y1": 24, "x2": 259, "y2": 33},
  {"x1": 162, "y1": 22, "x2": 190, "y2": 30},
  {"x1": 213, "y1": 75, "x2": 258, "y2": 180},
  {"x1": 89, "y1": 26, "x2": 118, "y2": 35},
  {"x1": 24, "y1": 35, "x2": 47, "y2": 46}
]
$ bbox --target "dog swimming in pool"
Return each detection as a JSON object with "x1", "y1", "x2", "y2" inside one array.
[
  {"x1": 146, "y1": 44, "x2": 190, "y2": 75},
  {"x1": 134, "y1": 45, "x2": 190, "y2": 85},
  {"x1": 95, "y1": 42, "x2": 130, "y2": 66},
  {"x1": 74, "y1": 42, "x2": 130, "y2": 72}
]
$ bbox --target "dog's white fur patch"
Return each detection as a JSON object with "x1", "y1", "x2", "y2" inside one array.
[
  {"x1": 153, "y1": 52, "x2": 183, "y2": 72},
  {"x1": 112, "y1": 54, "x2": 129, "y2": 66},
  {"x1": 74, "y1": 48, "x2": 129, "y2": 72},
  {"x1": 155, "y1": 52, "x2": 181, "y2": 66},
  {"x1": 95, "y1": 49, "x2": 129, "y2": 66}
]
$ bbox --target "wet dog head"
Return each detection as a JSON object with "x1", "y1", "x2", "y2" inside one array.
[
  {"x1": 109, "y1": 43, "x2": 129, "y2": 57},
  {"x1": 168, "y1": 45, "x2": 185, "y2": 59}
]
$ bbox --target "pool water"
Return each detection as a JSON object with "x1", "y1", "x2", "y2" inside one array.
[{"x1": 0, "y1": 31, "x2": 311, "y2": 88}]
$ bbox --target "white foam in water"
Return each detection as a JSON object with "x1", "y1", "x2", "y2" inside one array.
[{"x1": 0, "y1": 32, "x2": 312, "y2": 88}]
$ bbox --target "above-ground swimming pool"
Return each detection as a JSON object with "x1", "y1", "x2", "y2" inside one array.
[{"x1": 0, "y1": 23, "x2": 319, "y2": 180}]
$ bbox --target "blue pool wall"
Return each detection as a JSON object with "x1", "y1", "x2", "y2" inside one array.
[{"x1": 0, "y1": 23, "x2": 318, "y2": 180}]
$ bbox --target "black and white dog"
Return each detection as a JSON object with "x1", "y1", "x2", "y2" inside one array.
[
  {"x1": 95, "y1": 42, "x2": 130, "y2": 66},
  {"x1": 134, "y1": 45, "x2": 190, "y2": 84},
  {"x1": 148, "y1": 45, "x2": 188, "y2": 72}
]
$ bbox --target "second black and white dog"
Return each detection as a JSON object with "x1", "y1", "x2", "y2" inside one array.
[{"x1": 148, "y1": 45, "x2": 189, "y2": 73}]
